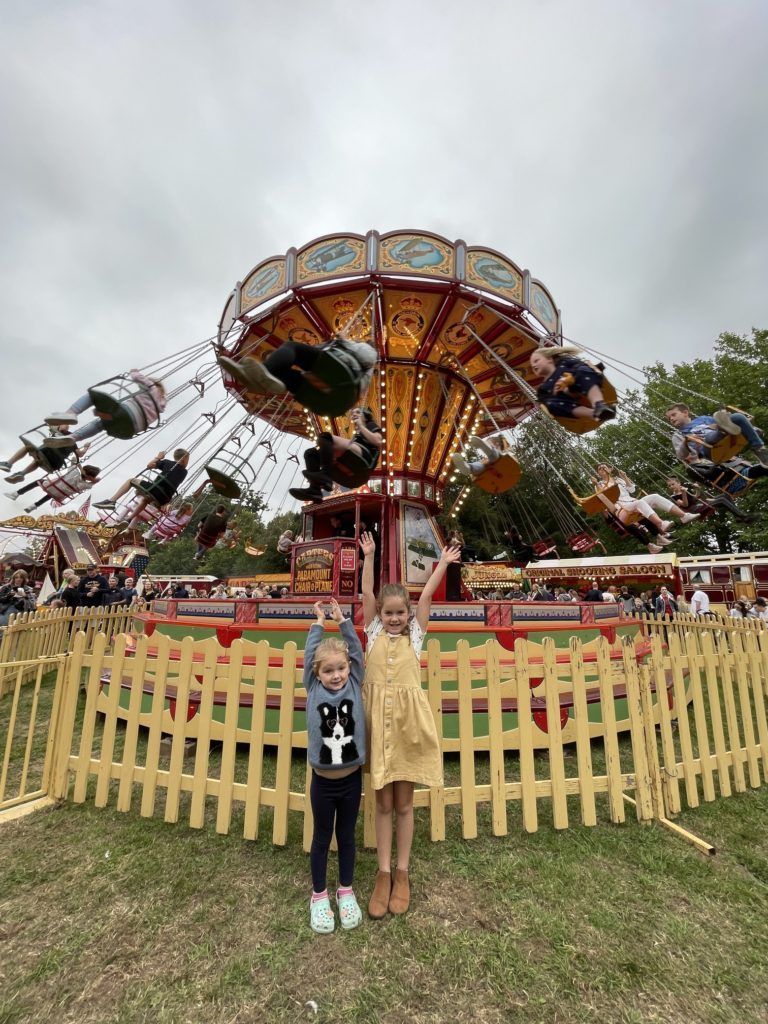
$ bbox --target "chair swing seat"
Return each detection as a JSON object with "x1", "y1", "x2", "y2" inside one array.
[
  {"x1": 292, "y1": 347, "x2": 363, "y2": 417},
  {"x1": 205, "y1": 466, "x2": 243, "y2": 499},
  {"x1": 473, "y1": 454, "x2": 521, "y2": 494},
  {"x1": 19, "y1": 428, "x2": 75, "y2": 473},
  {"x1": 566, "y1": 531, "x2": 601, "y2": 553},
  {"x1": 329, "y1": 449, "x2": 372, "y2": 488},
  {"x1": 540, "y1": 377, "x2": 617, "y2": 435},
  {"x1": 697, "y1": 433, "x2": 748, "y2": 465},
  {"x1": 689, "y1": 460, "x2": 758, "y2": 499},
  {"x1": 532, "y1": 538, "x2": 558, "y2": 558},
  {"x1": 571, "y1": 484, "x2": 620, "y2": 515},
  {"x1": 133, "y1": 472, "x2": 177, "y2": 506},
  {"x1": 87, "y1": 389, "x2": 139, "y2": 440}
]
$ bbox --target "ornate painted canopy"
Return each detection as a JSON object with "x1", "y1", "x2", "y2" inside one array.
[{"x1": 218, "y1": 229, "x2": 562, "y2": 500}]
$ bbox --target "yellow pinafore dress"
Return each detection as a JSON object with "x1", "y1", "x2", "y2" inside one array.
[{"x1": 363, "y1": 618, "x2": 443, "y2": 790}]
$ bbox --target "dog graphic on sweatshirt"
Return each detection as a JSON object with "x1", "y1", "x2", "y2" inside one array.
[{"x1": 317, "y1": 700, "x2": 359, "y2": 766}]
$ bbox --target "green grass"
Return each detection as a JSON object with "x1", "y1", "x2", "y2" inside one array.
[{"x1": 1, "y1": 765, "x2": 767, "y2": 1024}]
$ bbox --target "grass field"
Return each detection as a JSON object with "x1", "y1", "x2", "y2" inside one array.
[{"x1": 1, "y1": 764, "x2": 767, "y2": 1024}]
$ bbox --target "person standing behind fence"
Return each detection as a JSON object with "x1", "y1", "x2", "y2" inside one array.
[
  {"x1": 303, "y1": 598, "x2": 366, "y2": 934},
  {"x1": 78, "y1": 565, "x2": 108, "y2": 608},
  {"x1": 689, "y1": 588, "x2": 712, "y2": 617},
  {"x1": 0, "y1": 569, "x2": 36, "y2": 626},
  {"x1": 360, "y1": 531, "x2": 461, "y2": 919}
]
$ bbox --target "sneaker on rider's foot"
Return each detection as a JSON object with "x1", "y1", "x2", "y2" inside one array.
[
  {"x1": 5, "y1": 472, "x2": 25, "y2": 484},
  {"x1": 754, "y1": 446, "x2": 768, "y2": 468},
  {"x1": 289, "y1": 486, "x2": 323, "y2": 502},
  {"x1": 648, "y1": 544, "x2": 663, "y2": 554},
  {"x1": 44, "y1": 412, "x2": 78, "y2": 427},
  {"x1": 680, "y1": 512, "x2": 700, "y2": 523},
  {"x1": 93, "y1": 499, "x2": 117, "y2": 510},
  {"x1": 304, "y1": 470, "x2": 334, "y2": 490},
  {"x1": 657, "y1": 534, "x2": 674, "y2": 546},
  {"x1": 4, "y1": 491, "x2": 19, "y2": 500},
  {"x1": 0, "y1": 461, "x2": 12, "y2": 472},
  {"x1": 220, "y1": 356, "x2": 286, "y2": 395},
  {"x1": 713, "y1": 409, "x2": 742, "y2": 435},
  {"x1": 592, "y1": 402, "x2": 616, "y2": 422}
]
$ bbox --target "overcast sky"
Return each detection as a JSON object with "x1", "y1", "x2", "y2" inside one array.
[{"x1": 1, "y1": 0, "x2": 767, "y2": 527}]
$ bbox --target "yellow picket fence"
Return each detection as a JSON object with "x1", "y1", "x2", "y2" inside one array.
[
  {"x1": 2, "y1": 613, "x2": 766, "y2": 847},
  {"x1": 0, "y1": 606, "x2": 134, "y2": 697}
]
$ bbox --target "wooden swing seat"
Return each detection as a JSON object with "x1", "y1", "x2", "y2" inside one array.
[
  {"x1": 694, "y1": 433, "x2": 748, "y2": 465},
  {"x1": 329, "y1": 449, "x2": 372, "y2": 488},
  {"x1": 292, "y1": 347, "x2": 363, "y2": 417},
  {"x1": 566, "y1": 531, "x2": 602, "y2": 553},
  {"x1": 205, "y1": 466, "x2": 243, "y2": 500},
  {"x1": 532, "y1": 538, "x2": 558, "y2": 558},
  {"x1": 571, "y1": 484, "x2": 620, "y2": 515},
  {"x1": 694, "y1": 461, "x2": 758, "y2": 499},
  {"x1": 540, "y1": 376, "x2": 617, "y2": 435},
  {"x1": 473, "y1": 454, "x2": 521, "y2": 494}
]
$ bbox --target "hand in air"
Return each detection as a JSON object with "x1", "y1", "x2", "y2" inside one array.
[
  {"x1": 440, "y1": 545, "x2": 463, "y2": 564},
  {"x1": 328, "y1": 598, "x2": 345, "y2": 623},
  {"x1": 360, "y1": 531, "x2": 376, "y2": 558},
  {"x1": 313, "y1": 601, "x2": 326, "y2": 625}
]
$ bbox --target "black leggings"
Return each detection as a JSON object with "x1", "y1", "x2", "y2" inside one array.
[
  {"x1": 265, "y1": 341, "x2": 320, "y2": 394},
  {"x1": 309, "y1": 767, "x2": 362, "y2": 893}
]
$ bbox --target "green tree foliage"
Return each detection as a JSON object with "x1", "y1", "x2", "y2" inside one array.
[{"x1": 144, "y1": 486, "x2": 300, "y2": 579}]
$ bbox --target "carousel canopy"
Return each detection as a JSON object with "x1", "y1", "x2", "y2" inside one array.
[{"x1": 218, "y1": 229, "x2": 561, "y2": 489}]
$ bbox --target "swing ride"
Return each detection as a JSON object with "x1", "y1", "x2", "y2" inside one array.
[{"x1": 5, "y1": 227, "x2": 768, "y2": 750}]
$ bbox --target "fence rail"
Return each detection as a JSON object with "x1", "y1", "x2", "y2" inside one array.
[
  {"x1": 0, "y1": 606, "x2": 134, "y2": 696},
  {"x1": 1, "y1": 611, "x2": 766, "y2": 845}
]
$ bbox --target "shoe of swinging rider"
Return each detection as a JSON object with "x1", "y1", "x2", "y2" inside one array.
[
  {"x1": 451, "y1": 453, "x2": 472, "y2": 476},
  {"x1": 592, "y1": 401, "x2": 616, "y2": 422},
  {"x1": 289, "y1": 486, "x2": 323, "y2": 502},
  {"x1": 754, "y1": 446, "x2": 768, "y2": 468},
  {"x1": 680, "y1": 512, "x2": 700, "y2": 524},
  {"x1": 304, "y1": 470, "x2": 334, "y2": 490},
  {"x1": 219, "y1": 355, "x2": 286, "y2": 395},
  {"x1": 712, "y1": 410, "x2": 743, "y2": 436},
  {"x1": 648, "y1": 543, "x2": 663, "y2": 554},
  {"x1": 44, "y1": 412, "x2": 78, "y2": 427}
]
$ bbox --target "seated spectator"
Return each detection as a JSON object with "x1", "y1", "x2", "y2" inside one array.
[
  {"x1": 749, "y1": 597, "x2": 768, "y2": 622},
  {"x1": 730, "y1": 600, "x2": 751, "y2": 619}
]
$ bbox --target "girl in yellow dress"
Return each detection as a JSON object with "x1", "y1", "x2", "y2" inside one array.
[{"x1": 359, "y1": 531, "x2": 462, "y2": 919}]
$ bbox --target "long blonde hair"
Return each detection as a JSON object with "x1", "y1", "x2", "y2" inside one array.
[{"x1": 312, "y1": 636, "x2": 350, "y2": 677}]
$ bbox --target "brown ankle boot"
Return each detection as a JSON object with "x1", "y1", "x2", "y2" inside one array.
[
  {"x1": 368, "y1": 871, "x2": 391, "y2": 919},
  {"x1": 388, "y1": 868, "x2": 410, "y2": 915}
]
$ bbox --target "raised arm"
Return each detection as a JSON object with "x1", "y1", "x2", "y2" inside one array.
[
  {"x1": 416, "y1": 545, "x2": 462, "y2": 631},
  {"x1": 302, "y1": 602, "x2": 327, "y2": 691},
  {"x1": 360, "y1": 531, "x2": 377, "y2": 627}
]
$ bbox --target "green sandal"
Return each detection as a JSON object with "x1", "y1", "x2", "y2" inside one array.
[
  {"x1": 310, "y1": 895, "x2": 335, "y2": 934},
  {"x1": 336, "y1": 889, "x2": 362, "y2": 930}
]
